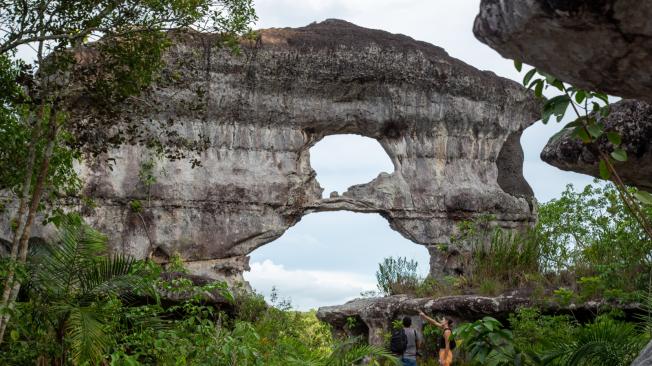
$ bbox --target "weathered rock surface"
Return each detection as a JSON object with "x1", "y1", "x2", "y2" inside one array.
[
  {"x1": 317, "y1": 294, "x2": 643, "y2": 346},
  {"x1": 474, "y1": 0, "x2": 652, "y2": 102},
  {"x1": 0, "y1": 20, "x2": 540, "y2": 281},
  {"x1": 633, "y1": 341, "x2": 652, "y2": 366},
  {"x1": 541, "y1": 99, "x2": 652, "y2": 191}
]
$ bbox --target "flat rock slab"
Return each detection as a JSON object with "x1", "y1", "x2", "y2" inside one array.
[
  {"x1": 317, "y1": 294, "x2": 642, "y2": 346},
  {"x1": 474, "y1": 0, "x2": 652, "y2": 102}
]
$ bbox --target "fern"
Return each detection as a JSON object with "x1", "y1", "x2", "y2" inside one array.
[
  {"x1": 541, "y1": 317, "x2": 648, "y2": 366},
  {"x1": 24, "y1": 216, "x2": 154, "y2": 365}
]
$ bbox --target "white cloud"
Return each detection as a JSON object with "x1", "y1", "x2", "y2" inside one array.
[
  {"x1": 248, "y1": 211, "x2": 431, "y2": 275},
  {"x1": 244, "y1": 259, "x2": 377, "y2": 310},
  {"x1": 311, "y1": 135, "x2": 394, "y2": 197}
]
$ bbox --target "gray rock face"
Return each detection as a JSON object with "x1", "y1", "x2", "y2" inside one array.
[
  {"x1": 317, "y1": 294, "x2": 641, "y2": 346},
  {"x1": 541, "y1": 99, "x2": 652, "y2": 192},
  {"x1": 0, "y1": 20, "x2": 540, "y2": 282},
  {"x1": 633, "y1": 342, "x2": 652, "y2": 366},
  {"x1": 474, "y1": 0, "x2": 652, "y2": 102}
]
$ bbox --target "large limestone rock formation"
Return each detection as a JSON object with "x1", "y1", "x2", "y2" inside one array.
[
  {"x1": 0, "y1": 20, "x2": 540, "y2": 283},
  {"x1": 541, "y1": 99, "x2": 652, "y2": 192},
  {"x1": 474, "y1": 0, "x2": 652, "y2": 103}
]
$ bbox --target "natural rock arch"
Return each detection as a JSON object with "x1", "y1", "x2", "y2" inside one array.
[{"x1": 0, "y1": 19, "x2": 540, "y2": 284}]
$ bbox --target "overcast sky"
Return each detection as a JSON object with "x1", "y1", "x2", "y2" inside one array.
[{"x1": 243, "y1": 0, "x2": 598, "y2": 310}]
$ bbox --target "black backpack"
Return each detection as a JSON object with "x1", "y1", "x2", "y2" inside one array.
[{"x1": 389, "y1": 328, "x2": 408, "y2": 354}]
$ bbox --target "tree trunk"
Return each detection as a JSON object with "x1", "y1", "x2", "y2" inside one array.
[
  {"x1": 0, "y1": 115, "x2": 40, "y2": 340},
  {"x1": 0, "y1": 115, "x2": 58, "y2": 343}
]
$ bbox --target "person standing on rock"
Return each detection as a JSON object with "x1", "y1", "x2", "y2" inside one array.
[
  {"x1": 396, "y1": 316, "x2": 421, "y2": 366},
  {"x1": 419, "y1": 311, "x2": 455, "y2": 366}
]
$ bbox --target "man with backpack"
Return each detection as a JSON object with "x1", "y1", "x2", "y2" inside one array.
[{"x1": 390, "y1": 316, "x2": 422, "y2": 366}]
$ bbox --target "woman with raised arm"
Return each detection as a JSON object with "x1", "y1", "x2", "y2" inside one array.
[{"x1": 419, "y1": 311, "x2": 454, "y2": 366}]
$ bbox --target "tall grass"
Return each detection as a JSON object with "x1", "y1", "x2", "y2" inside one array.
[{"x1": 471, "y1": 229, "x2": 542, "y2": 290}]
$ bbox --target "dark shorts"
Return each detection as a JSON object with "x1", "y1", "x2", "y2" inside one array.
[{"x1": 401, "y1": 357, "x2": 417, "y2": 366}]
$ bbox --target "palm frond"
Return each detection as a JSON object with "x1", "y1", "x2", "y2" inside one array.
[
  {"x1": 80, "y1": 254, "x2": 154, "y2": 302},
  {"x1": 321, "y1": 337, "x2": 400, "y2": 366},
  {"x1": 542, "y1": 318, "x2": 646, "y2": 366},
  {"x1": 29, "y1": 219, "x2": 108, "y2": 298},
  {"x1": 66, "y1": 305, "x2": 111, "y2": 365}
]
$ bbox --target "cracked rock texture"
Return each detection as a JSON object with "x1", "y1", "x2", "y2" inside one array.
[
  {"x1": 316, "y1": 295, "x2": 642, "y2": 346},
  {"x1": 541, "y1": 99, "x2": 652, "y2": 192},
  {"x1": 474, "y1": 0, "x2": 652, "y2": 103},
  {"x1": 0, "y1": 20, "x2": 540, "y2": 282}
]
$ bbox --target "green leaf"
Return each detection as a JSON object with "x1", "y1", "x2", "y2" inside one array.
[
  {"x1": 599, "y1": 159, "x2": 611, "y2": 179},
  {"x1": 607, "y1": 131, "x2": 622, "y2": 146},
  {"x1": 575, "y1": 90, "x2": 586, "y2": 104},
  {"x1": 600, "y1": 105, "x2": 610, "y2": 117},
  {"x1": 635, "y1": 191, "x2": 652, "y2": 206},
  {"x1": 514, "y1": 60, "x2": 523, "y2": 72},
  {"x1": 540, "y1": 72, "x2": 557, "y2": 84},
  {"x1": 552, "y1": 96, "x2": 570, "y2": 122},
  {"x1": 592, "y1": 92, "x2": 609, "y2": 104},
  {"x1": 611, "y1": 148, "x2": 628, "y2": 162},
  {"x1": 534, "y1": 80, "x2": 544, "y2": 98},
  {"x1": 523, "y1": 69, "x2": 537, "y2": 87},
  {"x1": 542, "y1": 102, "x2": 554, "y2": 124},
  {"x1": 586, "y1": 123, "x2": 604, "y2": 138},
  {"x1": 542, "y1": 95, "x2": 571, "y2": 123},
  {"x1": 10, "y1": 330, "x2": 19, "y2": 341},
  {"x1": 550, "y1": 79, "x2": 564, "y2": 91},
  {"x1": 573, "y1": 126, "x2": 591, "y2": 144}
]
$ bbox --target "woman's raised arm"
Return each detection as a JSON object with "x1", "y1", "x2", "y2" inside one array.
[{"x1": 418, "y1": 310, "x2": 443, "y2": 327}]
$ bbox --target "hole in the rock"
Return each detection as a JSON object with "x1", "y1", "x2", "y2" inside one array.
[
  {"x1": 310, "y1": 134, "x2": 394, "y2": 198},
  {"x1": 243, "y1": 211, "x2": 430, "y2": 311}
]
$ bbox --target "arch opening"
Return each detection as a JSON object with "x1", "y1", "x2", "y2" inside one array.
[
  {"x1": 243, "y1": 211, "x2": 430, "y2": 310},
  {"x1": 310, "y1": 134, "x2": 394, "y2": 198}
]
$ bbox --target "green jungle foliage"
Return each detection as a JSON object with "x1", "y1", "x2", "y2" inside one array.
[
  {"x1": 371, "y1": 182, "x2": 652, "y2": 365},
  {"x1": 376, "y1": 182, "x2": 652, "y2": 303},
  {"x1": 0, "y1": 216, "x2": 400, "y2": 365},
  {"x1": 450, "y1": 310, "x2": 650, "y2": 366}
]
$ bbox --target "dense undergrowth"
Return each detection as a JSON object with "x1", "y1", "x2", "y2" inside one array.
[
  {"x1": 370, "y1": 182, "x2": 652, "y2": 365},
  {"x1": 2, "y1": 182, "x2": 652, "y2": 365},
  {"x1": 376, "y1": 183, "x2": 652, "y2": 303},
  {"x1": 0, "y1": 216, "x2": 398, "y2": 365}
]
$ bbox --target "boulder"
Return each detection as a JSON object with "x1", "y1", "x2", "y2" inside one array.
[
  {"x1": 474, "y1": 0, "x2": 652, "y2": 102},
  {"x1": 541, "y1": 99, "x2": 652, "y2": 192}
]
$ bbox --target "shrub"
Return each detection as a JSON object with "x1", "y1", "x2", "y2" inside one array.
[
  {"x1": 455, "y1": 317, "x2": 533, "y2": 366},
  {"x1": 375, "y1": 257, "x2": 421, "y2": 296},
  {"x1": 540, "y1": 316, "x2": 649, "y2": 366}
]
